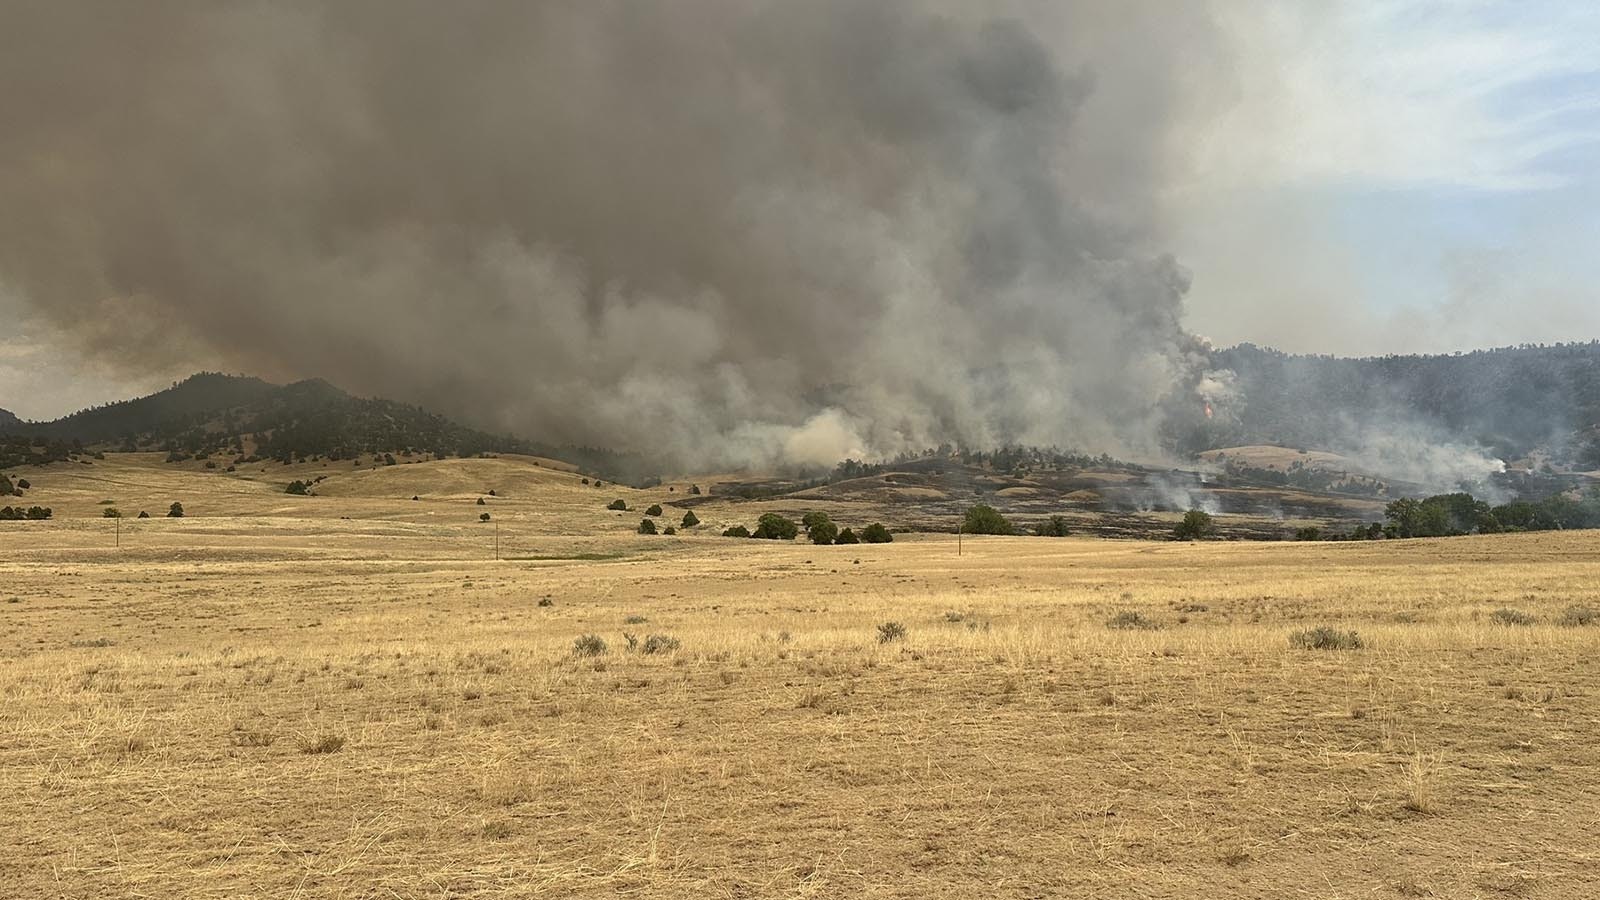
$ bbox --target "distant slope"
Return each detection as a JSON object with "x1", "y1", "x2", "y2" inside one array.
[
  {"x1": 1201, "y1": 342, "x2": 1600, "y2": 467},
  {"x1": 0, "y1": 373, "x2": 657, "y2": 483}
]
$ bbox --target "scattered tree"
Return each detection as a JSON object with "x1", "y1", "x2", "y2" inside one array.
[
  {"x1": 137, "y1": 511, "x2": 150, "y2": 519},
  {"x1": 638, "y1": 518, "x2": 658, "y2": 535},
  {"x1": 480, "y1": 512, "x2": 491, "y2": 522},
  {"x1": 681, "y1": 510, "x2": 700, "y2": 528},
  {"x1": 286, "y1": 480, "x2": 309, "y2": 495},
  {"x1": 607, "y1": 499, "x2": 628, "y2": 511},
  {"x1": 663, "y1": 525, "x2": 677, "y2": 535},
  {"x1": 102, "y1": 508, "x2": 122, "y2": 519},
  {"x1": 753, "y1": 513, "x2": 799, "y2": 540},
  {"x1": 962, "y1": 504, "x2": 1014, "y2": 536},
  {"x1": 1034, "y1": 515, "x2": 1072, "y2": 537},
  {"x1": 645, "y1": 504, "x2": 663, "y2": 517},
  {"x1": 835, "y1": 527, "x2": 860, "y2": 544},
  {"x1": 1173, "y1": 508, "x2": 1214, "y2": 541},
  {"x1": 689, "y1": 484, "x2": 702, "y2": 495},
  {"x1": 861, "y1": 523, "x2": 894, "y2": 543},
  {"x1": 722, "y1": 525, "x2": 751, "y2": 538},
  {"x1": 167, "y1": 502, "x2": 185, "y2": 518},
  {"x1": 809, "y1": 517, "x2": 839, "y2": 545}
]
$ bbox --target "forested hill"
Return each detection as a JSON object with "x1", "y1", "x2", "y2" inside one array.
[
  {"x1": 0, "y1": 373, "x2": 654, "y2": 482},
  {"x1": 1204, "y1": 342, "x2": 1600, "y2": 466}
]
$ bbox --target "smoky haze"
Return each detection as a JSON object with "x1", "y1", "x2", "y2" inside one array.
[{"x1": 0, "y1": 1, "x2": 1225, "y2": 470}]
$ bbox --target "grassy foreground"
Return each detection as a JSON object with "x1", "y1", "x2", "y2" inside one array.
[{"x1": 2, "y1": 523, "x2": 1598, "y2": 898}]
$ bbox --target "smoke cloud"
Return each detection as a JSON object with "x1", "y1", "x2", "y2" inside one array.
[{"x1": 0, "y1": 1, "x2": 1226, "y2": 469}]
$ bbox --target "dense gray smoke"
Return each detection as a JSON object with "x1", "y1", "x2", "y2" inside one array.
[{"x1": 0, "y1": 1, "x2": 1225, "y2": 469}]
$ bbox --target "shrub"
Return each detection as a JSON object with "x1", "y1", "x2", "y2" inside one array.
[
  {"x1": 477, "y1": 497, "x2": 487, "y2": 506},
  {"x1": 1034, "y1": 515, "x2": 1072, "y2": 537},
  {"x1": 1106, "y1": 611, "x2": 1160, "y2": 631},
  {"x1": 167, "y1": 502, "x2": 185, "y2": 518},
  {"x1": 1559, "y1": 606, "x2": 1599, "y2": 627},
  {"x1": 681, "y1": 510, "x2": 700, "y2": 528},
  {"x1": 286, "y1": 480, "x2": 309, "y2": 495},
  {"x1": 1289, "y1": 627, "x2": 1364, "y2": 650},
  {"x1": 663, "y1": 525, "x2": 677, "y2": 535},
  {"x1": 25, "y1": 506, "x2": 51, "y2": 520},
  {"x1": 581, "y1": 478, "x2": 590, "y2": 485},
  {"x1": 137, "y1": 511, "x2": 150, "y2": 519},
  {"x1": 962, "y1": 504, "x2": 1014, "y2": 535},
  {"x1": 689, "y1": 484, "x2": 702, "y2": 495},
  {"x1": 754, "y1": 513, "x2": 799, "y2": 540},
  {"x1": 607, "y1": 499, "x2": 628, "y2": 511},
  {"x1": 638, "y1": 518, "x2": 658, "y2": 535},
  {"x1": 876, "y1": 621, "x2": 908, "y2": 644},
  {"x1": 480, "y1": 512, "x2": 492, "y2": 522},
  {"x1": 1490, "y1": 608, "x2": 1536, "y2": 626},
  {"x1": 645, "y1": 504, "x2": 663, "y2": 517},
  {"x1": 572, "y1": 634, "x2": 607, "y2": 656},
  {"x1": 809, "y1": 518, "x2": 839, "y2": 545},
  {"x1": 102, "y1": 508, "x2": 123, "y2": 519},
  {"x1": 1173, "y1": 509, "x2": 1215, "y2": 541},
  {"x1": 802, "y1": 511, "x2": 830, "y2": 531},
  {"x1": 642, "y1": 634, "x2": 681, "y2": 655},
  {"x1": 15, "y1": 479, "x2": 28, "y2": 490},
  {"x1": 1294, "y1": 526, "x2": 1322, "y2": 542},
  {"x1": 723, "y1": 525, "x2": 751, "y2": 538},
  {"x1": 861, "y1": 523, "x2": 893, "y2": 543},
  {"x1": 835, "y1": 527, "x2": 860, "y2": 545}
]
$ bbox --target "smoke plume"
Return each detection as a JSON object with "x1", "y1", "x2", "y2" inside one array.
[{"x1": 0, "y1": 1, "x2": 1225, "y2": 469}]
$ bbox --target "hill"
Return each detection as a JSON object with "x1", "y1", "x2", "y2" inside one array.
[
  {"x1": 0, "y1": 373, "x2": 655, "y2": 482},
  {"x1": 1197, "y1": 342, "x2": 1600, "y2": 468}
]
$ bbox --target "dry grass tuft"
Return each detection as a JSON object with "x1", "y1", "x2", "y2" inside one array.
[{"x1": 297, "y1": 733, "x2": 346, "y2": 755}]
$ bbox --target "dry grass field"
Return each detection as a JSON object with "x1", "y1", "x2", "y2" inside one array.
[{"x1": 2, "y1": 456, "x2": 1598, "y2": 898}]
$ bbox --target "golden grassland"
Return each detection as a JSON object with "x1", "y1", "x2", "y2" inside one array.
[{"x1": 1, "y1": 455, "x2": 1598, "y2": 898}]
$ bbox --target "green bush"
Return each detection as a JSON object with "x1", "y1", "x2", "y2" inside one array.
[
  {"x1": 809, "y1": 519, "x2": 839, "y2": 545},
  {"x1": 861, "y1": 523, "x2": 893, "y2": 543},
  {"x1": 638, "y1": 518, "x2": 658, "y2": 535},
  {"x1": 681, "y1": 510, "x2": 700, "y2": 528},
  {"x1": 962, "y1": 504, "x2": 1014, "y2": 535},
  {"x1": 1034, "y1": 515, "x2": 1071, "y2": 537},
  {"x1": 102, "y1": 508, "x2": 123, "y2": 519},
  {"x1": 607, "y1": 499, "x2": 627, "y2": 511},
  {"x1": 663, "y1": 525, "x2": 677, "y2": 535},
  {"x1": 167, "y1": 502, "x2": 185, "y2": 518},
  {"x1": 835, "y1": 527, "x2": 860, "y2": 545},
  {"x1": 286, "y1": 480, "x2": 309, "y2": 495},
  {"x1": 723, "y1": 525, "x2": 751, "y2": 538},
  {"x1": 645, "y1": 504, "x2": 663, "y2": 517},
  {"x1": 753, "y1": 513, "x2": 799, "y2": 540},
  {"x1": 1173, "y1": 509, "x2": 1214, "y2": 541}
]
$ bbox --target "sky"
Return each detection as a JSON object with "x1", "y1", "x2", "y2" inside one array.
[{"x1": 1, "y1": 0, "x2": 1598, "y2": 424}]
